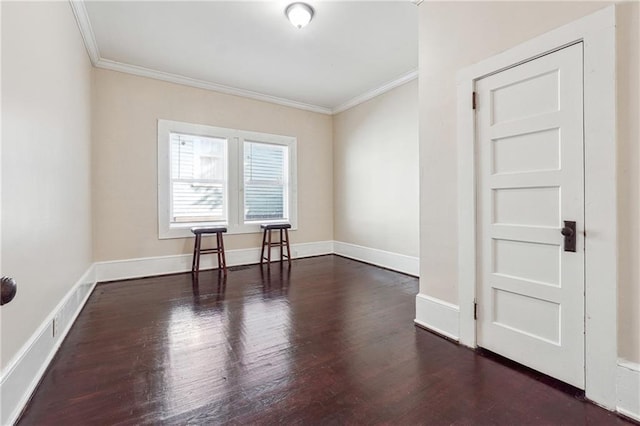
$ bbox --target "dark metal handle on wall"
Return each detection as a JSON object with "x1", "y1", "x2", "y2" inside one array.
[
  {"x1": 1, "y1": 276, "x2": 17, "y2": 305},
  {"x1": 561, "y1": 221, "x2": 576, "y2": 252}
]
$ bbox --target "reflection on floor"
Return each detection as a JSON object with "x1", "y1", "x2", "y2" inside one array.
[{"x1": 18, "y1": 255, "x2": 630, "y2": 425}]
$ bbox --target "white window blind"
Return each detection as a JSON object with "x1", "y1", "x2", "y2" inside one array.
[{"x1": 244, "y1": 141, "x2": 288, "y2": 222}]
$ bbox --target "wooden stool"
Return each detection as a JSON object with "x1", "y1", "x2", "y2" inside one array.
[
  {"x1": 260, "y1": 223, "x2": 291, "y2": 266},
  {"x1": 191, "y1": 226, "x2": 227, "y2": 274}
]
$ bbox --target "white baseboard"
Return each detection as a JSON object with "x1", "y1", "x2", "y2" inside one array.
[
  {"x1": 96, "y1": 240, "x2": 418, "y2": 283},
  {"x1": 95, "y1": 240, "x2": 335, "y2": 282},
  {"x1": 617, "y1": 360, "x2": 640, "y2": 421},
  {"x1": 333, "y1": 241, "x2": 419, "y2": 276},
  {"x1": 414, "y1": 293, "x2": 460, "y2": 341},
  {"x1": 0, "y1": 265, "x2": 97, "y2": 426}
]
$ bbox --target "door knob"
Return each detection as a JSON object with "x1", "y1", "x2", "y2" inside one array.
[
  {"x1": 561, "y1": 226, "x2": 574, "y2": 237},
  {"x1": 1, "y1": 276, "x2": 17, "y2": 305},
  {"x1": 561, "y1": 221, "x2": 576, "y2": 252}
]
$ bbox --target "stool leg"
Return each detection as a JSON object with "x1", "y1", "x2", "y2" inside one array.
[
  {"x1": 192, "y1": 235, "x2": 198, "y2": 273},
  {"x1": 219, "y1": 232, "x2": 227, "y2": 275},
  {"x1": 260, "y1": 229, "x2": 267, "y2": 265},
  {"x1": 284, "y1": 228, "x2": 291, "y2": 265},
  {"x1": 197, "y1": 234, "x2": 203, "y2": 272},
  {"x1": 216, "y1": 233, "x2": 222, "y2": 271},
  {"x1": 194, "y1": 234, "x2": 202, "y2": 273},
  {"x1": 267, "y1": 229, "x2": 272, "y2": 267},
  {"x1": 280, "y1": 229, "x2": 284, "y2": 262}
]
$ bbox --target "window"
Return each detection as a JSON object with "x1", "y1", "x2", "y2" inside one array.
[
  {"x1": 170, "y1": 133, "x2": 227, "y2": 223},
  {"x1": 244, "y1": 141, "x2": 288, "y2": 222},
  {"x1": 158, "y1": 120, "x2": 297, "y2": 238}
]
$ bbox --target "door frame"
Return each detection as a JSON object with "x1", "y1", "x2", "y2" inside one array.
[{"x1": 456, "y1": 6, "x2": 617, "y2": 409}]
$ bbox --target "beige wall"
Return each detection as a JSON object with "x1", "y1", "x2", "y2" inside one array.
[
  {"x1": 333, "y1": 81, "x2": 419, "y2": 257},
  {"x1": 419, "y1": 2, "x2": 639, "y2": 362},
  {"x1": 1, "y1": 2, "x2": 93, "y2": 370},
  {"x1": 92, "y1": 69, "x2": 333, "y2": 261},
  {"x1": 616, "y1": 2, "x2": 640, "y2": 363}
]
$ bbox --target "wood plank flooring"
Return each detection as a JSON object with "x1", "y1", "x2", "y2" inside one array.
[{"x1": 18, "y1": 255, "x2": 631, "y2": 425}]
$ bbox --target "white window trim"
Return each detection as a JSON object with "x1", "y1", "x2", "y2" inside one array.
[{"x1": 158, "y1": 119, "x2": 298, "y2": 239}]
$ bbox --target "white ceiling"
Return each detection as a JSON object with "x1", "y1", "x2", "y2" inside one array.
[{"x1": 80, "y1": 1, "x2": 418, "y2": 113}]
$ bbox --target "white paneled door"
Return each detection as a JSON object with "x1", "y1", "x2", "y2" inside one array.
[{"x1": 476, "y1": 43, "x2": 585, "y2": 388}]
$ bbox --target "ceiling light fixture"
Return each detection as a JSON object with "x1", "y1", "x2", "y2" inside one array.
[{"x1": 285, "y1": 3, "x2": 314, "y2": 29}]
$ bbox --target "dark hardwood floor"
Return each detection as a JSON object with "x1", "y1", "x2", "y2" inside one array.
[{"x1": 19, "y1": 255, "x2": 631, "y2": 425}]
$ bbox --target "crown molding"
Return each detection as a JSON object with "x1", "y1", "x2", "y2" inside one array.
[
  {"x1": 331, "y1": 69, "x2": 418, "y2": 114},
  {"x1": 69, "y1": 0, "x2": 414, "y2": 116},
  {"x1": 95, "y1": 58, "x2": 333, "y2": 115},
  {"x1": 69, "y1": 0, "x2": 100, "y2": 65},
  {"x1": 68, "y1": 0, "x2": 331, "y2": 114}
]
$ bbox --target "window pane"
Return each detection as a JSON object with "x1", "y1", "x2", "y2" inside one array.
[
  {"x1": 171, "y1": 182, "x2": 224, "y2": 222},
  {"x1": 244, "y1": 141, "x2": 288, "y2": 221},
  {"x1": 170, "y1": 133, "x2": 227, "y2": 223},
  {"x1": 171, "y1": 133, "x2": 225, "y2": 180}
]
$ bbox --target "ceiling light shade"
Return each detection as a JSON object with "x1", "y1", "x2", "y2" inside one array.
[{"x1": 285, "y1": 3, "x2": 314, "y2": 29}]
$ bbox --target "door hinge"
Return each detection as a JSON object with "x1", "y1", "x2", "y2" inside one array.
[
  {"x1": 473, "y1": 300, "x2": 478, "y2": 320},
  {"x1": 472, "y1": 91, "x2": 477, "y2": 110}
]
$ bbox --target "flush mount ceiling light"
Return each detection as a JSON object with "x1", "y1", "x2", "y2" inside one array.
[{"x1": 285, "y1": 2, "x2": 314, "y2": 29}]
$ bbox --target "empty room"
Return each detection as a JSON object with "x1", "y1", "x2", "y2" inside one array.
[{"x1": 1, "y1": 1, "x2": 639, "y2": 424}]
